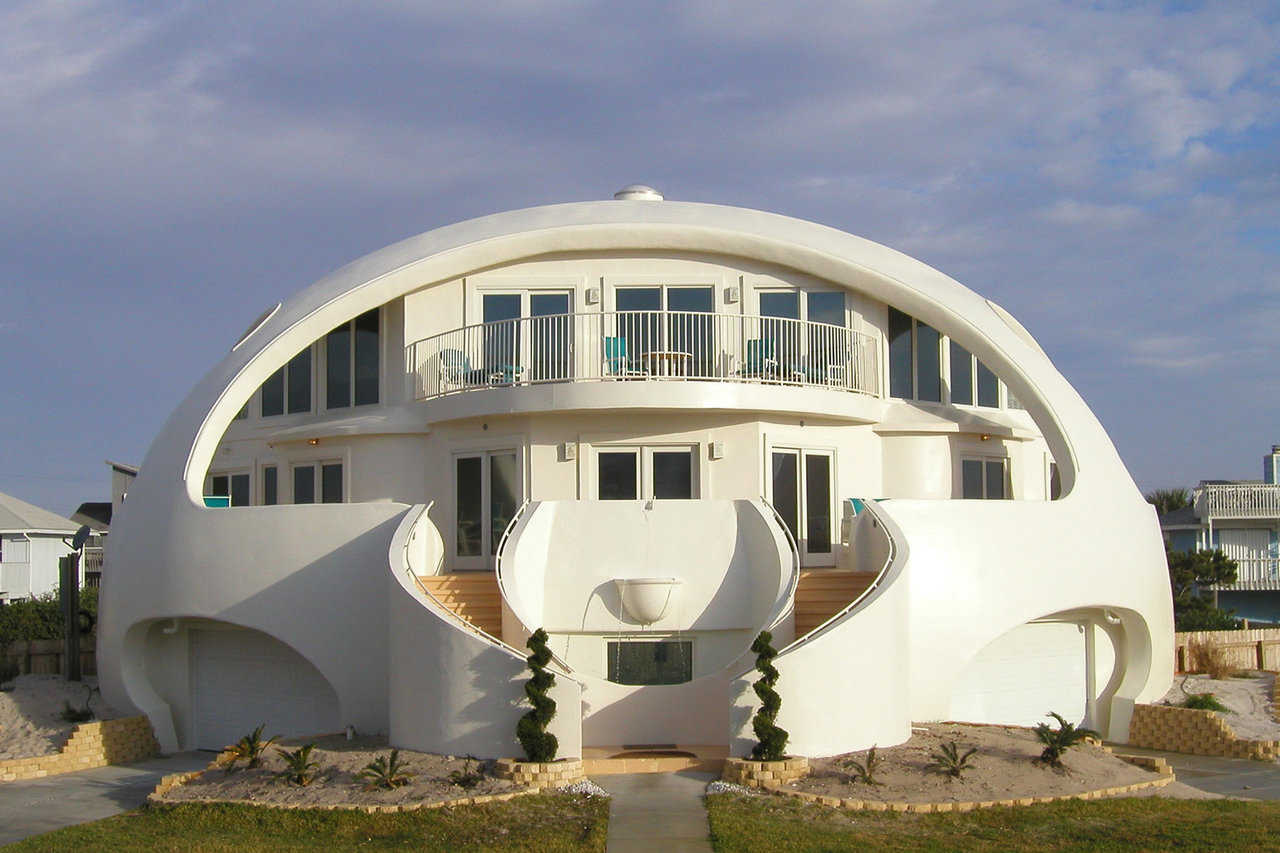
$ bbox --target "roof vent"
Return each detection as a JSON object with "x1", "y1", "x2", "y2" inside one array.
[{"x1": 613, "y1": 184, "x2": 664, "y2": 201}]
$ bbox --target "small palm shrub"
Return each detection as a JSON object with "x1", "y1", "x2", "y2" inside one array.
[
  {"x1": 516, "y1": 628, "x2": 558, "y2": 763},
  {"x1": 1184, "y1": 693, "x2": 1229, "y2": 712},
  {"x1": 930, "y1": 741, "x2": 978, "y2": 778},
  {"x1": 840, "y1": 745, "x2": 884, "y2": 785},
  {"x1": 224, "y1": 724, "x2": 279, "y2": 772},
  {"x1": 1034, "y1": 712, "x2": 1098, "y2": 767},
  {"x1": 749, "y1": 631, "x2": 788, "y2": 761},
  {"x1": 358, "y1": 749, "x2": 415, "y2": 790},
  {"x1": 60, "y1": 700, "x2": 93, "y2": 723},
  {"x1": 448, "y1": 755, "x2": 484, "y2": 789},
  {"x1": 273, "y1": 743, "x2": 319, "y2": 786}
]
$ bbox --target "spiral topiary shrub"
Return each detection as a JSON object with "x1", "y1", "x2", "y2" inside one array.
[
  {"x1": 750, "y1": 630, "x2": 788, "y2": 761},
  {"x1": 516, "y1": 627, "x2": 559, "y2": 762}
]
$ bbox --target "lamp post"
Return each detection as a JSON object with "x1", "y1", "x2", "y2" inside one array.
[{"x1": 60, "y1": 525, "x2": 91, "y2": 682}]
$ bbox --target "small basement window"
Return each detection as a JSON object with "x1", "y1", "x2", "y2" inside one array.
[{"x1": 607, "y1": 640, "x2": 693, "y2": 685}]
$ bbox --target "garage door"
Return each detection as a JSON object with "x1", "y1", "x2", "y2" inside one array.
[
  {"x1": 191, "y1": 629, "x2": 341, "y2": 750},
  {"x1": 947, "y1": 621, "x2": 1087, "y2": 727}
]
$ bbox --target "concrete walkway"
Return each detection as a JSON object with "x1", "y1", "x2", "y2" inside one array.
[
  {"x1": 0, "y1": 752, "x2": 211, "y2": 846},
  {"x1": 597, "y1": 771, "x2": 715, "y2": 853},
  {"x1": 1120, "y1": 747, "x2": 1280, "y2": 799}
]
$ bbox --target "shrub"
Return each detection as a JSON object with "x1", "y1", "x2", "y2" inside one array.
[
  {"x1": 516, "y1": 628, "x2": 558, "y2": 763},
  {"x1": 59, "y1": 683, "x2": 95, "y2": 722},
  {"x1": 1034, "y1": 711, "x2": 1098, "y2": 767},
  {"x1": 1183, "y1": 693, "x2": 1229, "y2": 712},
  {"x1": 930, "y1": 741, "x2": 978, "y2": 778},
  {"x1": 358, "y1": 749, "x2": 415, "y2": 790},
  {"x1": 1188, "y1": 639, "x2": 1236, "y2": 679},
  {"x1": 749, "y1": 630, "x2": 788, "y2": 762},
  {"x1": 273, "y1": 743, "x2": 319, "y2": 786},
  {"x1": 840, "y1": 745, "x2": 883, "y2": 786},
  {"x1": 448, "y1": 755, "x2": 484, "y2": 789},
  {"x1": 223, "y1": 724, "x2": 279, "y2": 772}
]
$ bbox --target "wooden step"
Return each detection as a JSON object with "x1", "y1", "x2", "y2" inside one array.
[
  {"x1": 417, "y1": 574, "x2": 503, "y2": 636},
  {"x1": 793, "y1": 570, "x2": 879, "y2": 637}
]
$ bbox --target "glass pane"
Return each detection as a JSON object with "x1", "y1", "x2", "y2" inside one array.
[
  {"x1": 231, "y1": 474, "x2": 250, "y2": 507},
  {"x1": 263, "y1": 466, "x2": 278, "y2": 506},
  {"x1": 321, "y1": 463, "x2": 343, "y2": 503},
  {"x1": 210, "y1": 475, "x2": 229, "y2": 497},
  {"x1": 985, "y1": 460, "x2": 1006, "y2": 499},
  {"x1": 456, "y1": 457, "x2": 482, "y2": 557},
  {"x1": 759, "y1": 292, "x2": 800, "y2": 319},
  {"x1": 976, "y1": 360, "x2": 999, "y2": 408},
  {"x1": 482, "y1": 295, "x2": 521, "y2": 377},
  {"x1": 261, "y1": 368, "x2": 284, "y2": 417},
  {"x1": 950, "y1": 342, "x2": 974, "y2": 405},
  {"x1": 607, "y1": 641, "x2": 692, "y2": 685},
  {"x1": 806, "y1": 292, "x2": 844, "y2": 326},
  {"x1": 888, "y1": 308, "x2": 913, "y2": 399},
  {"x1": 915, "y1": 322, "x2": 941, "y2": 402},
  {"x1": 1049, "y1": 462, "x2": 1062, "y2": 500},
  {"x1": 615, "y1": 288, "x2": 661, "y2": 311},
  {"x1": 598, "y1": 451, "x2": 638, "y2": 500},
  {"x1": 287, "y1": 349, "x2": 311, "y2": 414},
  {"x1": 293, "y1": 466, "x2": 315, "y2": 504},
  {"x1": 771, "y1": 451, "x2": 799, "y2": 544},
  {"x1": 616, "y1": 289, "x2": 661, "y2": 359},
  {"x1": 805, "y1": 454, "x2": 832, "y2": 553},
  {"x1": 489, "y1": 452, "x2": 519, "y2": 553},
  {"x1": 653, "y1": 451, "x2": 693, "y2": 499},
  {"x1": 530, "y1": 294, "x2": 571, "y2": 381},
  {"x1": 667, "y1": 287, "x2": 713, "y2": 313},
  {"x1": 666, "y1": 288, "x2": 714, "y2": 377},
  {"x1": 326, "y1": 323, "x2": 351, "y2": 409},
  {"x1": 760, "y1": 293, "x2": 800, "y2": 373},
  {"x1": 962, "y1": 460, "x2": 984, "y2": 499},
  {"x1": 354, "y1": 309, "x2": 380, "y2": 406}
]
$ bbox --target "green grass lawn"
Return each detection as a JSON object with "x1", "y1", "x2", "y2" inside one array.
[
  {"x1": 2, "y1": 794, "x2": 608, "y2": 853},
  {"x1": 706, "y1": 792, "x2": 1280, "y2": 852}
]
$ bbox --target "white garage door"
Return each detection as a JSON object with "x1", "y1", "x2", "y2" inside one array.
[
  {"x1": 191, "y1": 629, "x2": 341, "y2": 750},
  {"x1": 948, "y1": 621, "x2": 1087, "y2": 727}
]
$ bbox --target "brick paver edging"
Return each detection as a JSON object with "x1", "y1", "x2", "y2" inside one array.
[
  {"x1": 722, "y1": 757, "x2": 809, "y2": 787},
  {"x1": 1128, "y1": 702, "x2": 1280, "y2": 760},
  {"x1": 493, "y1": 758, "x2": 585, "y2": 790},
  {"x1": 0, "y1": 716, "x2": 159, "y2": 782}
]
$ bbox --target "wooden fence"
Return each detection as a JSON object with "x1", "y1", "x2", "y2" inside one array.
[
  {"x1": 1, "y1": 638, "x2": 96, "y2": 677},
  {"x1": 1175, "y1": 629, "x2": 1280, "y2": 673}
]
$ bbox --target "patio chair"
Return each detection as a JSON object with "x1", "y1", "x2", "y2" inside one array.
[
  {"x1": 736, "y1": 338, "x2": 778, "y2": 379},
  {"x1": 487, "y1": 363, "x2": 524, "y2": 385},
  {"x1": 439, "y1": 348, "x2": 490, "y2": 387},
  {"x1": 603, "y1": 336, "x2": 647, "y2": 378}
]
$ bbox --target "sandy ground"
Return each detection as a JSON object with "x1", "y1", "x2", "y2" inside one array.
[
  {"x1": 159, "y1": 734, "x2": 520, "y2": 807},
  {"x1": 0, "y1": 675, "x2": 122, "y2": 760},
  {"x1": 1160, "y1": 673, "x2": 1280, "y2": 741},
  {"x1": 789, "y1": 723, "x2": 1194, "y2": 803}
]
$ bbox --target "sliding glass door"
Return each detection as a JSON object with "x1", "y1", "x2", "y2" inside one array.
[
  {"x1": 770, "y1": 448, "x2": 834, "y2": 566},
  {"x1": 455, "y1": 449, "x2": 522, "y2": 570}
]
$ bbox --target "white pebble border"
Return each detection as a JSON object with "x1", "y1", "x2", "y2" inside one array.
[
  {"x1": 559, "y1": 779, "x2": 611, "y2": 798},
  {"x1": 706, "y1": 780, "x2": 754, "y2": 796}
]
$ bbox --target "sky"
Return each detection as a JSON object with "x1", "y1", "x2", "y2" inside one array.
[{"x1": 1, "y1": 0, "x2": 1277, "y2": 517}]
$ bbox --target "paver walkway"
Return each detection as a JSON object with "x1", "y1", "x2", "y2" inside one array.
[
  {"x1": 1120, "y1": 746, "x2": 1280, "y2": 799},
  {"x1": 597, "y1": 771, "x2": 715, "y2": 853},
  {"x1": 0, "y1": 751, "x2": 211, "y2": 846}
]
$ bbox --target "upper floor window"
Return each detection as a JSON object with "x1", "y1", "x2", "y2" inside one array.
[
  {"x1": 293, "y1": 461, "x2": 343, "y2": 504},
  {"x1": 962, "y1": 457, "x2": 1008, "y2": 500},
  {"x1": 950, "y1": 342, "x2": 999, "y2": 408},
  {"x1": 326, "y1": 309, "x2": 380, "y2": 409},
  {"x1": 261, "y1": 348, "x2": 312, "y2": 417},
  {"x1": 890, "y1": 308, "x2": 1005, "y2": 408}
]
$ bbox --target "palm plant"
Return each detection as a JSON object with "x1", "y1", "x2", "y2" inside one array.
[
  {"x1": 358, "y1": 749, "x2": 415, "y2": 790},
  {"x1": 273, "y1": 743, "x2": 320, "y2": 786},
  {"x1": 840, "y1": 745, "x2": 884, "y2": 786},
  {"x1": 448, "y1": 755, "x2": 484, "y2": 789},
  {"x1": 930, "y1": 741, "x2": 978, "y2": 778},
  {"x1": 1034, "y1": 711, "x2": 1098, "y2": 767},
  {"x1": 224, "y1": 724, "x2": 279, "y2": 772}
]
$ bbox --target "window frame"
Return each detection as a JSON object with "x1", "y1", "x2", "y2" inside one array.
[
  {"x1": 324, "y1": 308, "x2": 381, "y2": 411},
  {"x1": 290, "y1": 459, "x2": 345, "y2": 505},
  {"x1": 960, "y1": 456, "x2": 1010, "y2": 500},
  {"x1": 259, "y1": 346, "x2": 316, "y2": 418},
  {"x1": 767, "y1": 444, "x2": 836, "y2": 567},
  {"x1": 451, "y1": 447, "x2": 526, "y2": 571},
  {"x1": 591, "y1": 444, "x2": 699, "y2": 501},
  {"x1": 206, "y1": 470, "x2": 252, "y2": 507}
]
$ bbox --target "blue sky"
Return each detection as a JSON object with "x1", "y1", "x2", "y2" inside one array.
[{"x1": 2, "y1": 0, "x2": 1277, "y2": 516}]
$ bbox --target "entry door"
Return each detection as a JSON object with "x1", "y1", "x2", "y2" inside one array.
[
  {"x1": 770, "y1": 449, "x2": 834, "y2": 566},
  {"x1": 454, "y1": 450, "x2": 522, "y2": 570}
]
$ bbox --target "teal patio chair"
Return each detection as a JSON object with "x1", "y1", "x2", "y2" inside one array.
[
  {"x1": 603, "y1": 336, "x2": 646, "y2": 378},
  {"x1": 737, "y1": 338, "x2": 778, "y2": 379}
]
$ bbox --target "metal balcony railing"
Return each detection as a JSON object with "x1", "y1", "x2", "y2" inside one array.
[
  {"x1": 407, "y1": 310, "x2": 880, "y2": 401},
  {"x1": 1195, "y1": 484, "x2": 1280, "y2": 520}
]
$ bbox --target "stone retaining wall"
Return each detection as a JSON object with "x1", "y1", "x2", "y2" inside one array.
[
  {"x1": 722, "y1": 756, "x2": 809, "y2": 788},
  {"x1": 492, "y1": 758, "x2": 584, "y2": 790},
  {"x1": 1127, "y1": 703, "x2": 1280, "y2": 760},
  {"x1": 0, "y1": 716, "x2": 159, "y2": 782}
]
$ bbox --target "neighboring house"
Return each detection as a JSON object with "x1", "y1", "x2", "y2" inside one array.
[
  {"x1": 1159, "y1": 445, "x2": 1280, "y2": 624},
  {"x1": 67, "y1": 461, "x2": 139, "y2": 590},
  {"x1": 99, "y1": 188, "x2": 1172, "y2": 758},
  {"x1": 0, "y1": 492, "x2": 78, "y2": 603}
]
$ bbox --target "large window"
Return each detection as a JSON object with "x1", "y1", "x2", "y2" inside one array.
[
  {"x1": 891, "y1": 307, "x2": 1005, "y2": 408},
  {"x1": 962, "y1": 458, "x2": 1008, "y2": 500},
  {"x1": 950, "y1": 342, "x2": 999, "y2": 407},
  {"x1": 293, "y1": 462, "x2": 343, "y2": 504},
  {"x1": 770, "y1": 448, "x2": 834, "y2": 565},
  {"x1": 208, "y1": 472, "x2": 250, "y2": 507},
  {"x1": 607, "y1": 640, "x2": 693, "y2": 685},
  {"x1": 326, "y1": 309, "x2": 380, "y2": 409},
  {"x1": 261, "y1": 348, "x2": 312, "y2": 417},
  {"x1": 615, "y1": 286, "x2": 714, "y2": 376},
  {"x1": 596, "y1": 446, "x2": 696, "y2": 500},
  {"x1": 455, "y1": 450, "x2": 521, "y2": 568},
  {"x1": 477, "y1": 292, "x2": 572, "y2": 383}
]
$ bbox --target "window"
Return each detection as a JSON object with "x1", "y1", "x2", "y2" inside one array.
[
  {"x1": 208, "y1": 473, "x2": 250, "y2": 507},
  {"x1": 607, "y1": 640, "x2": 692, "y2": 685},
  {"x1": 770, "y1": 448, "x2": 834, "y2": 565},
  {"x1": 595, "y1": 447, "x2": 696, "y2": 500},
  {"x1": 455, "y1": 450, "x2": 521, "y2": 567},
  {"x1": 293, "y1": 462, "x2": 343, "y2": 504},
  {"x1": 962, "y1": 458, "x2": 1008, "y2": 500},
  {"x1": 262, "y1": 466, "x2": 278, "y2": 506},
  {"x1": 888, "y1": 308, "x2": 940, "y2": 402},
  {"x1": 476, "y1": 292, "x2": 573, "y2": 383},
  {"x1": 615, "y1": 286, "x2": 714, "y2": 376},
  {"x1": 1048, "y1": 462, "x2": 1061, "y2": 500},
  {"x1": 326, "y1": 309, "x2": 380, "y2": 409},
  {"x1": 261, "y1": 348, "x2": 312, "y2": 417},
  {"x1": 950, "y1": 342, "x2": 999, "y2": 407}
]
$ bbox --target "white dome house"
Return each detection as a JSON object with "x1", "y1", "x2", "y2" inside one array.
[{"x1": 98, "y1": 190, "x2": 1172, "y2": 760}]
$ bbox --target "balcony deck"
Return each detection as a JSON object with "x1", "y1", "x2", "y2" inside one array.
[{"x1": 1196, "y1": 483, "x2": 1280, "y2": 520}]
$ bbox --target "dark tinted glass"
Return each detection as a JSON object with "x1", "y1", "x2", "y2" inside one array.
[
  {"x1": 354, "y1": 310, "x2": 379, "y2": 406},
  {"x1": 888, "y1": 308, "x2": 913, "y2": 399},
  {"x1": 985, "y1": 460, "x2": 1006, "y2": 499},
  {"x1": 653, "y1": 451, "x2": 693, "y2": 499},
  {"x1": 293, "y1": 466, "x2": 315, "y2": 504},
  {"x1": 616, "y1": 289, "x2": 660, "y2": 357},
  {"x1": 962, "y1": 460, "x2": 984, "y2": 499},
  {"x1": 263, "y1": 466, "x2": 278, "y2": 506},
  {"x1": 771, "y1": 451, "x2": 799, "y2": 544},
  {"x1": 456, "y1": 456, "x2": 482, "y2": 557},
  {"x1": 231, "y1": 474, "x2": 250, "y2": 507},
  {"x1": 326, "y1": 323, "x2": 351, "y2": 409},
  {"x1": 321, "y1": 463, "x2": 343, "y2": 503},
  {"x1": 759, "y1": 291, "x2": 800, "y2": 319},
  {"x1": 210, "y1": 475, "x2": 229, "y2": 497},
  {"x1": 489, "y1": 452, "x2": 518, "y2": 551},
  {"x1": 915, "y1": 322, "x2": 941, "y2": 402},
  {"x1": 287, "y1": 349, "x2": 311, "y2": 414},
  {"x1": 530, "y1": 294, "x2": 571, "y2": 381},
  {"x1": 976, "y1": 360, "x2": 999, "y2": 408},
  {"x1": 950, "y1": 342, "x2": 974, "y2": 405},
  {"x1": 615, "y1": 288, "x2": 661, "y2": 311},
  {"x1": 806, "y1": 292, "x2": 844, "y2": 326},
  {"x1": 607, "y1": 641, "x2": 692, "y2": 685},
  {"x1": 598, "y1": 452, "x2": 638, "y2": 500},
  {"x1": 1050, "y1": 462, "x2": 1062, "y2": 500},
  {"x1": 667, "y1": 287, "x2": 713, "y2": 313},
  {"x1": 805, "y1": 454, "x2": 832, "y2": 553},
  {"x1": 234, "y1": 403, "x2": 248, "y2": 420},
  {"x1": 261, "y1": 368, "x2": 285, "y2": 417}
]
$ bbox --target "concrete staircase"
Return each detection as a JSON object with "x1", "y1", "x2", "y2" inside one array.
[
  {"x1": 417, "y1": 573, "x2": 503, "y2": 637},
  {"x1": 793, "y1": 570, "x2": 878, "y2": 636}
]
